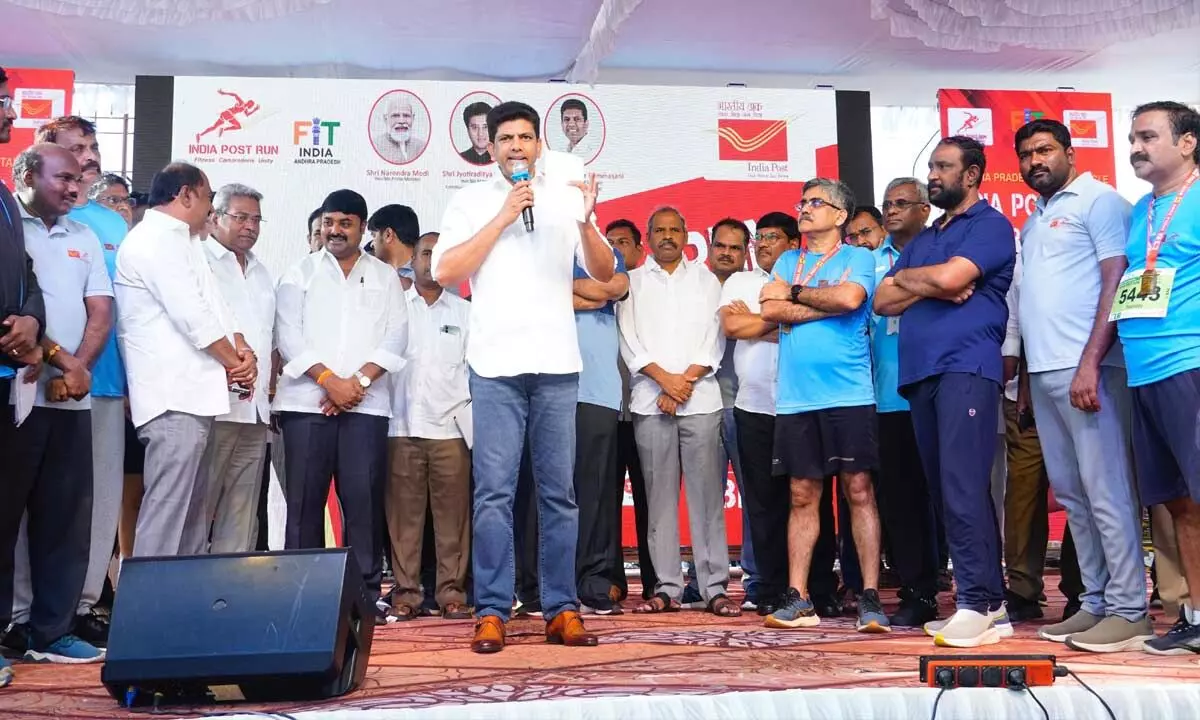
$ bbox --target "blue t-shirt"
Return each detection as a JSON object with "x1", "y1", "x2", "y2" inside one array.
[
  {"x1": 573, "y1": 249, "x2": 627, "y2": 411},
  {"x1": 69, "y1": 201, "x2": 128, "y2": 398},
  {"x1": 871, "y1": 239, "x2": 907, "y2": 412},
  {"x1": 886, "y1": 199, "x2": 1015, "y2": 390},
  {"x1": 774, "y1": 244, "x2": 876, "y2": 414},
  {"x1": 1118, "y1": 186, "x2": 1200, "y2": 387}
]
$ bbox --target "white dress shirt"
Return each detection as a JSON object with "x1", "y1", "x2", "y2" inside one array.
[
  {"x1": 204, "y1": 239, "x2": 276, "y2": 424},
  {"x1": 431, "y1": 150, "x2": 594, "y2": 378},
  {"x1": 718, "y1": 267, "x2": 778, "y2": 416},
  {"x1": 115, "y1": 209, "x2": 238, "y2": 428},
  {"x1": 389, "y1": 287, "x2": 471, "y2": 439},
  {"x1": 273, "y1": 249, "x2": 407, "y2": 418},
  {"x1": 618, "y1": 257, "x2": 725, "y2": 416},
  {"x1": 1002, "y1": 242, "x2": 1023, "y2": 405}
]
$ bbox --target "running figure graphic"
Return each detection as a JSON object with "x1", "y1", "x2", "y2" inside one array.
[{"x1": 195, "y1": 90, "x2": 260, "y2": 143}]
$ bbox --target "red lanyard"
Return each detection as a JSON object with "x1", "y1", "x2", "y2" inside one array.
[
  {"x1": 791, "y1": 243, "x2": 843, "y2": 287},
  {"x1": 1146, "y1": 169, "x2": 1199, "y2": 271}
]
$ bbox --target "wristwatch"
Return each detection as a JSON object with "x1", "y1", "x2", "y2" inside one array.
[
  {"x1": 354, "y1": 371, "x2": 372, "y2": 389},
  {"x1": 789, "y1": 284, "x2": 804, "y2": 303}
]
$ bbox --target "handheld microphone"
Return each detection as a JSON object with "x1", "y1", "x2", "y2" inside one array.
[{"x1": 510, "y1": 160, "x2": 534, "y2": 232}]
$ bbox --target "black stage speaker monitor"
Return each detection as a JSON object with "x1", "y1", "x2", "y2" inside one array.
[{"x1": 101, "y1": 548, "x2": 374, "y2": 706}]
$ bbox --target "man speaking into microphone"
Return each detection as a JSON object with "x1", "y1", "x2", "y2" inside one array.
[{"x1": 433, "y1": 101, "x2": 614, "y2": 653}]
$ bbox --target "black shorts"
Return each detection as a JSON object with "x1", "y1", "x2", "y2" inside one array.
[
  {"x1": 124, "y1": 415, "x2": 145, "y2": 474},
  {"x1": 773, "y1": 405, "x2": 879, "y2": 480},
  {"x1": 1130, "y1": 368, "x2": 1200, "y2": 506}
]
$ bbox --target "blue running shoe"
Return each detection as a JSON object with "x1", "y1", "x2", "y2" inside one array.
[
  {"x1": 24, "y1": 634, "x2": 105, "y2": 664},
  {"x1": 765, "y1": 588, "x2": 820, "y2": 629},
  {"x1": 857, "y1": 589, "x2": 891, "y2": 633}
]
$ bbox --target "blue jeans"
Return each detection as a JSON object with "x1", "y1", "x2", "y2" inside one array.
[{"x1": 469, "y1": 371, "x2": 580, "y2": 622}]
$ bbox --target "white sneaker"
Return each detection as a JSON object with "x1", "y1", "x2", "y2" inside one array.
[
  {"x1": 924, "y1": 604, "x2": 1012, "y2": 638},
  {"x1": 933, "y1": 609, "x2": 1002, "y2": 648}
]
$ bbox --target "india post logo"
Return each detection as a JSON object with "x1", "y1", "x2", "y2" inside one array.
[
  {"x1": 717, "y1": 119, "x2": 789, "y2": 161},
  {"x1": 293, "y1": 118, "x2": 340, "y2": 146}
]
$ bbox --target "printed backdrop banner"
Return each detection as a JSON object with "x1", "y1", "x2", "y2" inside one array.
[
  {"x1": 173, "y1": 77, "x2": 840, "y2": 549},
  {"x1": 0, "y1": 67, "x2": 75, "y2": 191},
  {"x1": 937, "y1": 89, "x2": 1116, "y2": 231}
]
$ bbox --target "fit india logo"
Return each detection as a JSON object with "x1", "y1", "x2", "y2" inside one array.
[
  {"x1": 946, "y1": 107, "x2": 994, "y2": 146},
  {"x1": 1011, "y1": 109, "x2": 1046, "y2": 132},
  {"x1": 292, "y1": 117, "x2": 342, "y2": 165},
  {"x1": 717, "y1": 119, "x2": 789, "y2": 162}
]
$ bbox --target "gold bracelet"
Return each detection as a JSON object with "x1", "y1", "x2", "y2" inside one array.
[{"x1": 45, "y1": 344, "x2": 61, "y2": 361}]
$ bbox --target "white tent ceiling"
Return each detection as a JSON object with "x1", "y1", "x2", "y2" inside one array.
[{"x1": 2, "y1": 0, "x2": 1199, "y2": 103}]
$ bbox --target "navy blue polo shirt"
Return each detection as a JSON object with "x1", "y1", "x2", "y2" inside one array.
[{"x1": 886, "y1": 199, "x2": 1015, "y2": 390}]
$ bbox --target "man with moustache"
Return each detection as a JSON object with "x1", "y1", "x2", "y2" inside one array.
[
  {"x1": 1115, "y1": 102, "x2": 1200, "y2": 655},
  {"x1": 2, "y1": 143, "x2": 111, "y2": 664},
  {"x1": 871, "y1": 178, "x2": 941, "y2": 627},
  {"x1": 846, "y1": 206, "x2": 886, "y2": 250},
  {"x1": 561, "y1": 99, "x2": 591, "y2": 156},
  {"x1": 373, "y1": 97, "x2": 428, "y2": 164},
  {"x1": 90, "y1": 174, "x2": 135, "y2": 228},
  {"x1": 1007, "y1": 119, "x2": 1147, "y2": 652},
  {"x1": 433, "y1": 101, "x2": 614, "y2": 652},
  {"x1": 35, "y1": 116, "x2": 129, "y2": 645},
  {"x1": 758, "y1": 179, "x2": 887, "y2": 633},
  {"x1": 874, "y1": 137, "x2": 1015, "y2": 648},
  {"x1": 116, "y1": 162, "x2": 257, "y2": 559},
  {"x1": 0, "y1": 66, "x2": 48, "y2": 686},
  {"x1": 719, "y1": 211, "x2": 799, "y2": 616},
  {"x1": 702, "y1": 220, "x2": 756, "y2": 608},
  {"x1": 459, "y1": 102, "x2": 493, "y2": 165},
  {"x1": 275, "y1": 189, "x2": 407, "y2": 622},
  {"x1": 368, "y1": 204, "x2": 420, "y2": 287},
  {"x1": 201, "y1": 184, "x2": 275, "y2": 553},
  {"x1": 620, "y1": 207, "x2": 734, "y2": 617},
  {"x1": 605, "y1": 218, "x2": 656, "y2": 600}
]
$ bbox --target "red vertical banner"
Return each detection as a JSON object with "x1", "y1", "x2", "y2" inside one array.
[
  {"x1": 937, "y1": 89, "x2": 1116, "y2": 231},
  {"x1": 0, "y1": 68, "x2": 75, "y2": 191}
]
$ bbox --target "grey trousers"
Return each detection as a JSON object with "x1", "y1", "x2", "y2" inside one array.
[
  {"x1": 1030, "y1": 366, "x2": 1147, "y2": 620},
  {"x1": 133, "y1": 411, "x2": 214, "y2": 557},
  {"x1": 633, "y1": 411, "x2": 728, "y2": 603},
  {"x1": 80, "y1": 397, "x2": 125, "y2": 611},
  {"x1": 203, "y1": 421, "x2": 269, "y2": 554}
]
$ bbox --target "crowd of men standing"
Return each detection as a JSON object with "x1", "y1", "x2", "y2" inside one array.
[{"x1": 1, "y1": 66, "x2": 1199, "y2": 686}]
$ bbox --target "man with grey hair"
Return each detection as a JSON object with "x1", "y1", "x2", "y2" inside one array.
[
  {"x1": 758, "y1": 177, "x2": 889, "y2": 633},
  {"x1": 89, "y1": 173, "x2": 135, "y2": 228},
  {"x1": 872, "y1": 177, "x2": 940, "y2": 627},
  {"x1": 201, "y1": 183, "x2": 275, "y2": 553},
  {"x1": 619, "y1": 207, "x2": 736, "y2": 616}
]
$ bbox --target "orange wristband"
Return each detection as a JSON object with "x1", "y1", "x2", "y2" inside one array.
[{"x1": 316, "y1": 369, "x2": 334, "y2": 386}]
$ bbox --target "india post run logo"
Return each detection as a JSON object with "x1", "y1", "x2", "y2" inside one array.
[
  {"x1": 717, "y1": 119, "x2": 789, "y2": 161},
  {"x1": 292, "y1": 117, "x2": 342, "y2": 165},
  {"x1": 188, "y1": 90, "x2": 279, "y2": 162}
]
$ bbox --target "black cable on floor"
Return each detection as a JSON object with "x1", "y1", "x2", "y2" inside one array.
[
  {"x1": 1066, "y1": 668, "x2": 1118, "y2": 720},
  {"x1": 1024, "y1": 685, "x2": 1050, "y2": 720},
  {"x1": 929, "y1": 686, "x2": 948, "y2": 720}
]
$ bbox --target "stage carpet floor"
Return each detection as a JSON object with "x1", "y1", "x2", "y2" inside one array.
[{"x1": 3, "y1": 576, "x2": 1200, "y2": 719}]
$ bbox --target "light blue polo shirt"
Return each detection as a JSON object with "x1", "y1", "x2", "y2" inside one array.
[
  {"x1": 775, "y1": 244, "x2": 876, "y2": 414},
  {"x1": 1118, "y1": 183, "x2": 1200, "y2": 387},
  {"x1": 1018, "y1": 173, "x2": 1130, "y2": 373},
  {"x1": 871, "y1": 238, "x2": 907, "y2": 413},
  {"x1": 573, "y1": 249, "x2": 627, "y2": 411},
  {"x1": 69, "y1": 200, "x2": 128, "y2": 398}
]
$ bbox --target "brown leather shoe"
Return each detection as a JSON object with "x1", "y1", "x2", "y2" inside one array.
[
  {"x1": 471, "y1": 616, "x2": 506, "y2": 654},
  {"x1": 545, "y1": 610, "x2": 598, "y2": 647}
]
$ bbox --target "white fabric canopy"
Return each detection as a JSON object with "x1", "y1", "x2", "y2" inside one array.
[{"x1": 1, "y1": 0, "x2": 1198, "y2": 103}]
